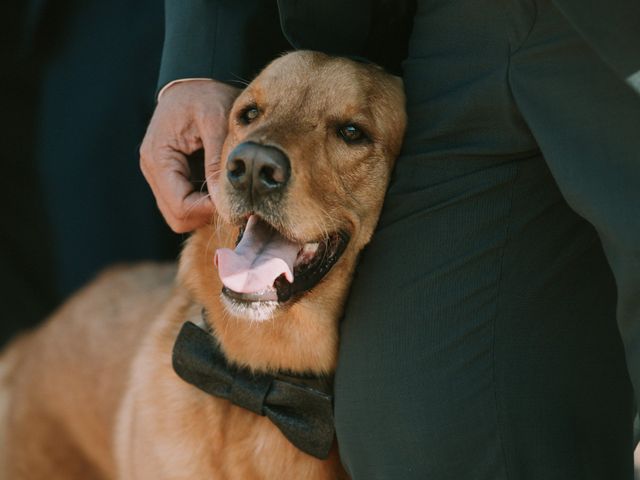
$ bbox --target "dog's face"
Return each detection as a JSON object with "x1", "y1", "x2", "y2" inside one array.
[{"x1": 183, "y1": 51, "x2": 405, "y2": 326}]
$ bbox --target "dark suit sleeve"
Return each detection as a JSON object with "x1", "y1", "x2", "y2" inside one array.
[
  {"x1": 158, "y1": 0, "x2": 291, "y2": 90},
  {"x1": 553, "y1": 0, "x2": 640, "y2": 94}
]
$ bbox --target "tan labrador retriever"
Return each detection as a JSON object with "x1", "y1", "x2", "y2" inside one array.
[{"x1": 0, "y1": 51, "x2": 406, "y2": 479}]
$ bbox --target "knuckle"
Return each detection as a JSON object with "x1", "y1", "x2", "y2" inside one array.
[
  {"x1": 168, "y1": 217, "x2": 190, "y2": 234},
  {"x1": 139, "y1": 143, "x2": 152, "y2": 164},
  {"x1": 173, "y1": 208, "x2": 189, "y2": 224},
  {"x1": 160, "y1": 207, "x2": 186, "y2": 233}
]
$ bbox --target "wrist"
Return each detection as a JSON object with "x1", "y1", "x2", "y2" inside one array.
[{"x1": 157, "y1": 78, "x2": 216, "y2": 101}]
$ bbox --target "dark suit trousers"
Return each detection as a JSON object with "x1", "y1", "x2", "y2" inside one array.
[
  {"x1": 33, "y1": 0, "x2": 177, "y2": 299},
  {"x1": 334, "y1": 0, "x2": 640, "y2": 478}
]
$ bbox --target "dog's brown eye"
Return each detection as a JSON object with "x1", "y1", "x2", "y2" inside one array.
[
  {"x1": 240, "y1": 106, "x2": 260, "y2": 124},
  {"x1": 338, "y1": 124, "x2": 365, "y2": 143}
]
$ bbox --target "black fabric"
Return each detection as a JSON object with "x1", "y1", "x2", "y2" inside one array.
[
  {"x1": 33, "y1": 0, "x2": 179, "y2": 299},
  {"x1": 159, "y1": 0, "x2": 414, "y2": 88},
  {"x1": 0, "y1": 1, "x2": 57, "y2": 346},
  {"x1": 276, "y1": 0, "x2": 372, "y2": 58},
  {"x1": 277, "y1": 0, "x2": 415, "y2": 76},
  {"x1": 334, "y1": 0, "x2": 639, "y2": 478},
  {"x1": 172, "y1": 321, "x2": 335, "y2": 459},
  {"x1": 159, "y1": 0, "x2": 291, "y2": 90},
  {"x1": 552, "y1": 0, "x2": 640, "y2": 81},
  {"x1": 1, "y1": 0, "x2": 180, "y2": 345}
]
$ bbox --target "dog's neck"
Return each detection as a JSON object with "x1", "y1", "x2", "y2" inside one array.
[
  {"x1": 186, "y1": 310, "x2": 335, "y2": 384},
  {"x1": 201, "y1": 297, "x2": 342, "y2": 375}
]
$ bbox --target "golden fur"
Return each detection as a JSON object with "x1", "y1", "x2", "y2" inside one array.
[{"x1": 0, "y1": 51, "x2": 406, "y2": 479}]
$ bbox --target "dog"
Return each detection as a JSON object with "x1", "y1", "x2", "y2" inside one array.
[{"x1": 0, "y1": 51, "x2": 406, "y2": 479}]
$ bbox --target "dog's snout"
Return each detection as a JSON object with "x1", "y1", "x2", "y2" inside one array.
[{"x1": 226, "y1": 142, "x2": 291, "y2": 198}]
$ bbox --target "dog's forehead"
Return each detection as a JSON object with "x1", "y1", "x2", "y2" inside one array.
[{"x1": 252, "y1": 53, "x2": 372, "y2": 114}]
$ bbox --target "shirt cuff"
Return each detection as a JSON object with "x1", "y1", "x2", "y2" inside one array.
[{"x1": 157, "y1": 78, "x2": 214, "y2": 100}]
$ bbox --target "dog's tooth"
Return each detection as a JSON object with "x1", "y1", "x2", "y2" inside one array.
[
  {"x1": 302, "y1": 242, "x2": 319, "y2": 254},
  {"x1": 294, "y1": 242, "x2": 320, "y2": 266}
]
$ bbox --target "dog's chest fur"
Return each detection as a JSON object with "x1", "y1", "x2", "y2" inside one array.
[{"x1": 114, "y1": 295, "x2": 346, "y2": 480}]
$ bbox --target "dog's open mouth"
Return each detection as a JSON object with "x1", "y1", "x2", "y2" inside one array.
[{"x1": 215, "y1": 215, "x2": 349, "y2": 309}]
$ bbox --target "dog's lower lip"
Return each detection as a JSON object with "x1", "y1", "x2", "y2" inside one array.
[{"x1": 222, "y1": 286, "x2": 278, "y2": 303}]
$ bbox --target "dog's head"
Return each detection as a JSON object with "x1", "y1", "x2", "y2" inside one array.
[{"x1": 181, "y1": 51, "x2": 405, "y2": 345}]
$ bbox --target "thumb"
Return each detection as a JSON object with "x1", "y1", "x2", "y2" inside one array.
[{"x1": 144, "y1": 147, "x2": 215, "y2": 233}]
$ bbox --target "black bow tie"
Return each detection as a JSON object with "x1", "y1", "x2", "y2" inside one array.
[{"x1": 172, "y1": 321, "x2": 335, "y2": 459}]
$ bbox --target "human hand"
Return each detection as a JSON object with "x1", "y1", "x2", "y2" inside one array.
[{"x1": 140, "y1": 80, "x2": 241, "y2": 233}]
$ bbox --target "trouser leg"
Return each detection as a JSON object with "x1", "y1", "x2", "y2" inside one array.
[{"x1": 334, "y1": 1, "x2": 635, "y2": 478}]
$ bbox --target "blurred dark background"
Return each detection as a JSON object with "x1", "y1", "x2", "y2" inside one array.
[{"x1": 0, "y1": 0, "x2": 179, "y2": 347}]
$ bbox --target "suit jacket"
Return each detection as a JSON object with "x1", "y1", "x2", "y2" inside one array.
[
  {"x1": 553, "y1": 0, "x2": 640, "y2": 90},
  {"x1": 159, "y1": 0, "x2": 640, "y2": 93},
  {"x1": 158, "y1": 0, "x2": 414, "y2": 90}
]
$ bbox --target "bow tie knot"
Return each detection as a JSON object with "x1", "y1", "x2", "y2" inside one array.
[
  {"x1": 229, "y1": 370, "x2": 272, "y2": 415},
  {"x1": 172, "y1": 321, "x2": 335, "y2": 459}
]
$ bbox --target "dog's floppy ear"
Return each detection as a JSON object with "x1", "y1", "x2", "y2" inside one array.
[{"x1": 370, "y1": 71, "x2": 407, "y2": 159}]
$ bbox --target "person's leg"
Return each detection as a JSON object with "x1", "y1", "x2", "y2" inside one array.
[
  {"x1": 509, "y1": 0, "x2": 640, "y2": 415},
  {"x1": 334, "y1": 1, "x2": 634, "y2": 478},
  {"x1": 35, "y1": 0, "x2": 178, "y2": 298},
  {"x1": 0, "y1": 2, "x2": 57, "y2": 346}
]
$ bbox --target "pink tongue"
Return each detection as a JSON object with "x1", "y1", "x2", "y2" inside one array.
[{"x1": 215, "y1": 215, "x2": 300, "y2": 294}]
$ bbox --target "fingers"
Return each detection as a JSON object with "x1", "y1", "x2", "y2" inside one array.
[
  {"x1": 141, "y1": 146, "x2": 215, "y2": 233},
  {"x1": 157, "y1": 189, "x2": 215, "y2": 234},
  {"x1": 140, "y1": 80, "x2": 241, "y2": 233}
]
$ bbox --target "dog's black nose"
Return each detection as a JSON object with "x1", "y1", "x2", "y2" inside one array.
[{"x1": 226, "y1": 142, "x2": 291, "y2": 198}]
